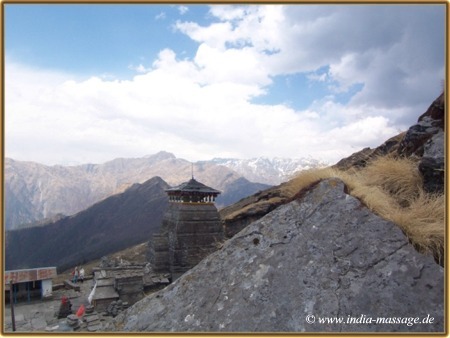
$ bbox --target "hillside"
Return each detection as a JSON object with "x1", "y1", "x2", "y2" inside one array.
[
  {"x1": 109, "y1": 178, "x2": 443, "y2": 332},
  {"x1": 5, "y1": 152, "x2": 273, "y2": 230},
  {"x1": 106, "y1": 92, "x2": 445, "y2": 333},
  {"x1": 5, "y1": 176, "x2": 170, "y2": 272}
]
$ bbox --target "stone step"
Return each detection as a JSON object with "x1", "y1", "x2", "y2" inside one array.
[
  {"x1": 87, "y1": 324, "x2": 102, "y2": 331},
  {"x1": 63, "y1": 280, "x2": 80, "y2": 292},
  {"x1": 84, "y1": 314, "x2": 100, "y2": 323}
]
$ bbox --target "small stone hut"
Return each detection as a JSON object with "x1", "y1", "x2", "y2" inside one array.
[
  {"x1": 90, "y1": 277, "x2": 120, "y2": 312},
  {"x1": 148, "y1": 177, "x2": 224, "y2": 280},
  {"x1": 92, "y1": 267, "x2": 145, "y2": 311}
]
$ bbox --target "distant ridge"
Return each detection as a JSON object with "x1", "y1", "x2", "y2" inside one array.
[
  {"x1": 5, "y1": 152, "x2": 323, "y2": 230},
  {"x1": 211, "y1": 156, "x2": 328, "y2": 185},
  {"x1": 5, "y1": 176, "x2": 170, "y2": 271}
]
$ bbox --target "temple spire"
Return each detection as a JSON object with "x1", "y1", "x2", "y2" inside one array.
[{"x1": 191, "y1": 163, "x2": 194, "y2": 179}]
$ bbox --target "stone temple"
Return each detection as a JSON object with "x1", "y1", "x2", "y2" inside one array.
[{"x1": 148, "y1": 177, "x2": 224, "y2": 281}]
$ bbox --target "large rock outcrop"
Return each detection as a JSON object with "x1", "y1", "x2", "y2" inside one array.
[
  {"x1": 419, "y1": 131, "x2": 444, "y2": 193},
  {"x1": 334, "y1": 93, "x2": 445, "y2": 194},
  {"x1": 109, "y1": 179, "x2": 443, "y2": 333},
  {"x1": 334, "y1": 132, "x2": 405, "y2": 170},
  {"x1": 399, "y1": 92, "x2": 445, "y2": 157}
]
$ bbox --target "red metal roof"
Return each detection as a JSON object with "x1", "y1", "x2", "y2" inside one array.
[{"x1": 5, "y1": 267, "x2": 57, "y2": 284}]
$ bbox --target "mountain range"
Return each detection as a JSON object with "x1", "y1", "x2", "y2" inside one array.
[
  {"x1": 5, "y1": 176, "x2": 170, "y2": 271},
  {"x1": 211, "y1": 156, "x2": 327, "y2": 185},
  {"x1": 5, "y1": 152, "x2": 323, "y2": 230}
]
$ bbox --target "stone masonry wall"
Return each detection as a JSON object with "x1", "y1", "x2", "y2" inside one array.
[{"x1": 149, "y1": 203, "x2": 224, "y2": 280}]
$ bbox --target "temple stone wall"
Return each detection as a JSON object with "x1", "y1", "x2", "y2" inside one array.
[
  {"x1": 148, "y1": 233, "x2": 170, "y2": 273},
  {"x1": 148, "y1": 203, "x2": 224, "y2": 280},
  {"x1": 114, "y1": 274, "x2": 144, "y2": 305}
]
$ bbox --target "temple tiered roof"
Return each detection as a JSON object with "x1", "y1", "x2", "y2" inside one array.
[
  {"x1": 165, "y1": 178, "x2": 220, "y2": 203},
  {"x1": 166, "y1": 178, "x2": 220, "y2": 194}
]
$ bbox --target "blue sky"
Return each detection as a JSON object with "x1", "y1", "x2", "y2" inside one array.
[
  {"x1": 6, "y1": 5, "x2": 202, "y2": 78},
  {"x1": 4, "y1": 4, "x2": 446, "y2": 165}
]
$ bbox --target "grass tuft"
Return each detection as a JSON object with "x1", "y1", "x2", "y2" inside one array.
[
  {"x1": 288, "y1": 156, "x2": 444, "y2": 263},
  {"x1": 388, "y1": 192, "x2": 445, "y2": 262},
  {"x1": 357, "y1": 156, "x2": 422, "y2": 207}
]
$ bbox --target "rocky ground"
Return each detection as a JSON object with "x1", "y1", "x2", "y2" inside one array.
[
  {"x1": 109, "y1": 179, "x2": 444, "y2": 332},
  {"x1": 3, "y1": 279, "x2": 116, "y2": 332}
]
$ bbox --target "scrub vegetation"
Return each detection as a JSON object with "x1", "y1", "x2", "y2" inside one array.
[{"x1": 287, "y1": 156, "x2": 444, "y2": 263}]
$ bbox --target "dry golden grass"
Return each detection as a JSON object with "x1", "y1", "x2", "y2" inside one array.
[
  {"x1": 223, "y1": 167, "x2": 342, "y2": 220},
  {"x1": 356, "y1": 156, "x2": 423, "y2": 206},
  {"x1": 224, "y1": 197, "x2": 285, "y2": 220},
  {"x1": 283, "y1": 167, "x2": 339, "y2": 197},
  {"x1": 287, "y1": 156, "x2": 444, "y2": 262},
  {"x1": 388, "y1": 192, "x2": 445, "y2": 260}
]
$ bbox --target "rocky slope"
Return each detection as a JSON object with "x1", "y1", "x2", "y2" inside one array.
[
  {"x1": 109, "y1": 179, "x2": 443, "y2": 332},
  {"x1": 5, "y1": 152, "x2": 270, "y2": 229},
  {"x1": 220, "y1": 182, "x2": 294, "y2": 238},
  {"x1": 5, "y1": 176, "x2": 170, "y2": 272}
]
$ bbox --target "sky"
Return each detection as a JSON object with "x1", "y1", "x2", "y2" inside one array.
[{"x1": 4, "y1": 4, "x2": 446, "y2": 166}]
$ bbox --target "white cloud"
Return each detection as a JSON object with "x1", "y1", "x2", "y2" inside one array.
[
  {"x1": 128, "y1": 63, "x2": 150, "y2": 73},
  {"x1": 307, "y1": 72, "x2": 328, "y2": 83},
  {"x1": 176, "y1": 5, "x2": 444, "y2": 124},
  {"x1": 175, "y1": 21, "x2": 234, "y2": 50},
  {"x1": 178, "y1": 6, "x2": 189, "y2": 15},
  {"x1": 5, "y1": 5, "x2": 445, "y2": 166},
  {"x1": 5, "y1": 55, "x2": 404, "y2": 166},
  {"x1": 155, "y1": 12, "x2": 166, "y2": 20}
]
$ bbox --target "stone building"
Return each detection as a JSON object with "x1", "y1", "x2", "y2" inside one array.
[
  {"x1": 148, "y1": 177, "x2": 224, "y2": 280},
  {"x1": 90, "y1": 273, "x2": 120, "y2": 312},
  {"x1": 5, "y1": 267, "x2": 57, "y2": 303},
  {"x1": 89, "y1": 260, "x2": 170, "y2": 312}
]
